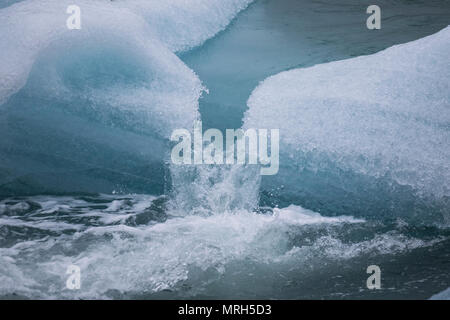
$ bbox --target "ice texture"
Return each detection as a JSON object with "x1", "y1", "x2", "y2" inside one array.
[
  {"x1": 0, "y1": 0, "x2": 251, "y2": 195},
  {"x1": 245, "y1": 27, "x2": 450, "y2": 219}
]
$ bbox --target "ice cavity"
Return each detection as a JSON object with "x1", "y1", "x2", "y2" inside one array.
[
  {"x1": 0, "y1": 0, "x2": 251, "y2": 195},
  {"x1": 245, "y1": 27, "x2": 450, "y2": 218}
]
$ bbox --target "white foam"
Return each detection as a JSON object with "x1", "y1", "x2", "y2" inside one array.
[
  {"x1": 0, "y1": 200, "x2": 366, "y2": 298},
  {"x1": 1, "y1": 194, "x2": 446, "y2": 299},
  {"x1": 245, "y1": 26, "x2": 450, "y2": 198},
  {"x1": 0, "y1": 217, "x2": 82, "y2": 232}
]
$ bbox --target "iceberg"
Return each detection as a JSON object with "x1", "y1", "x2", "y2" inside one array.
[
  {"x1": 0, "y1": 0, "x2": 251, "y2": 195},
  {"x1": 245, "y1": 26, "x2": 450, "y2": 220}
]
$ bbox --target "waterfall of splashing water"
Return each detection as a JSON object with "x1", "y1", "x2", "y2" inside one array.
[{"x1": 168, "y1": 163, "x2": 261, "y2": 216}]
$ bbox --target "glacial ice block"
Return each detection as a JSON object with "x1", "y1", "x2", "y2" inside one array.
[
  {"x1": 431, "y1": 287, "x2": 450, "y2": 300},
  {"x1": 0, "y1": 0, "x2": 251, "y2": 195},
  {"x1": 245, "y1": 26, "x2": 450, "y2": 220}
]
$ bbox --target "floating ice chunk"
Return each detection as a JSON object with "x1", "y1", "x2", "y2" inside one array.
[
  {"x1": 0, "y1": 0, "x2": 200, "y2": 194},
  {"x1": 0, "y1": 0, "x2": 201, "y2": 132},
  {"x1": 245, "y1": 27, "x2": 450, "y2": 217},
  {"x1": 0, "y1": 0, "x2": 252, "y2": 106}
]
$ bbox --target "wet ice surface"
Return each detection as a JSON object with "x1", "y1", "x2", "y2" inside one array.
[
  {"x1": 244, "y1": 26, "x2": 450, "y2": 221},
  {"x1": 0, "y1": 0, "x2": 253, "y2": 196}
]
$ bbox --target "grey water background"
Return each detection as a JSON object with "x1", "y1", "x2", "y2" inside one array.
[{"x1": 0, "y1": 0, "x2": 449, "y2": 299}]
